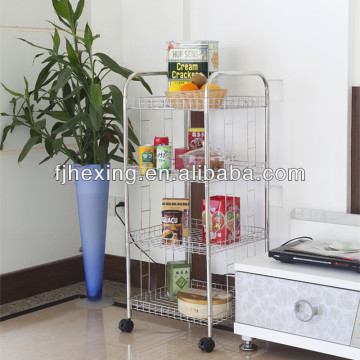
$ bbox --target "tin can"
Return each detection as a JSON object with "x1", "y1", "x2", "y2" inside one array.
[
  {"x1": 139, "y1": 145, "x2": 154, "y2": 175},
  {"x1": 188, "y1": 128, "x2": 205, "y2": 149},
  {"x1": 154, "y1": 136, "x2": 169, "y2": 166},
  {"x1": 162, "y1": 210, "x2": 182, "y2": 245},
  {"x1": 156, "y1": 145, "x2": 172, "y2": 171},
  {"x1": 166, "y1": 40, "x2": 219, "y2": 87}
]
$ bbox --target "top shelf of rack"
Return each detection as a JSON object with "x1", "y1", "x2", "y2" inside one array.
[{"x1": 126, "y1": 95, "x2": 267, "y2": 111}]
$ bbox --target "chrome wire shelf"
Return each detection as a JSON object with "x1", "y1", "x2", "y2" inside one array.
[
  {"x1": 131, "y1": 279, "x2": 235, "y2": 326},
  {"x1": 130, "y1": 219, "x2": 266, "y2": 256},
  {"x1": 126, "y1": 95, "x2": 267, "y2": 111}
]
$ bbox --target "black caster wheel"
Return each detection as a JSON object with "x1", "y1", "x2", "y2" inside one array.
[
  {"x1": 118, "y1": 318, "x2": 134, "y2": 333},
  {"x1": 198, "y1": 337, "x2": 215, "y2": 353}
]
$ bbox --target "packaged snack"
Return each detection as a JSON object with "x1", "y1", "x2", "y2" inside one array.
[
  {"x1": 202, "y1": 196, "x2": 240, "y2": 245},
  {"x1": 162, "y1": 210, "x2": 182, "y2": 245},
  {"x1": 188, "y1": 128, "x2": 205, "y2": 150},
  {"x1": 162, "y1": 198, "x2": 190, "y2": 237}
]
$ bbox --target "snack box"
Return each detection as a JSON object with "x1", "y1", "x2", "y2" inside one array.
[
  {"x1": 162, "y1": 198, "x2": 190, "y2": 237},
  {"x1": 175, "y1": 147, "x2": 191, "y2": 170},
  {"x1": 201, "y1": 196, "x2": 240, "y2": 245},
  {"x1": 188, "y1": 128, "x2": 204, "y2": 150},
  {"x1": 177, "y1": 287, "x2": 232, "y2": 319},
  {"x1": 166, "y1": 260, "x2": 191, "y2": 301}
]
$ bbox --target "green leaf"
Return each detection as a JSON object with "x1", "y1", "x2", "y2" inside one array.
[
  {"x1": 53, "y1": 113, "x2": 87, "y2": 134},
  {"x1": 108, "y1": 85, "x2": 123, "y2": 120},
  {"x1": 45, "y1": 138, "x2": 54, "y2": 156},
  {"x1": 74, "y1": 0, "x2": 85, "y2": 21},
  {"x1": 30, "y1": 129, "x2": 43, "y2": 144},
  {"x1": 62, "y1": 85, "x2": 82, "y2": 101},
  {"x1": 97, "y1": 145, "x2": 106, "y2": 168},
  {"x1": 18, "y1": 38, "x2": 52, "y2": 52},
  {"x1": 95, "y1": 52, "x2": 152, "y2": 94},
  {"x1": 55, "y1": 67, "x2": 73, "y2": 91},
  {"x1": 62, "y1": 83, "x2": 75, "y2": 116},
  {"x1": 89, "y1": 83, "x2": 103, "y2": 130},
  {"x1": 34, "y1": 61, "x2": 56, "y2": 100},
  {"x1": 39, "y1": 155, "x2": 52, "y2": 165},
  {"x1": 53, "y1": 137, "x2": 63, "y2": 153},
  {"x1": 52, "y1": 28, "x2": 60, "y2": 53},
  {"x1": 0, "y1": 125, "x2": 13, "y2": 150},
  {"x1": 41, "y1": 110, "x2": 72, "y2": 121},
  {"x1": 52, "y1": 0, "x2": 72, "y2": 23},
  {"x1": 34, "y1": 119, "x2": 46, "y2": 132},
  {"x1": 66, "y1": 39, "x2": 78, "y2": 65},
  {"x1": 110, "y1": 154, "x2": 124, "y2": 163},
  {"x1": 1, "y1": 83, "x2": 23, "y2": 97},
  {"x1": 84, "y1": 23, "x2": 93, "y2": 51},
  {"x1": 51, "y1": 122, "x2": 64, "y2": 135},
  {"x1": 18, "y1": 136, "x2": 40, "y2": 163}
]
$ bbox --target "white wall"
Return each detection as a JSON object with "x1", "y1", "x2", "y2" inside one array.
[
  {"x1": 0, "y1": 0, "x2": 92, "y2": 273},
  {"x1": 1, "y1": 0, "x2": 359, "y2": 273},
  {"x1": 192, "y1": 0, "x2": 351, "y2": 247}
]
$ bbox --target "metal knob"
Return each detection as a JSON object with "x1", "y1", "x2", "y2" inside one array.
[{"x1": 294, "y1": 299, "x2": 319, "y2": 322}]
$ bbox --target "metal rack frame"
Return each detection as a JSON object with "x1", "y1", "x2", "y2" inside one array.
[{"x1": 121, "y1": 70, "x2": 269, "y2": 349}]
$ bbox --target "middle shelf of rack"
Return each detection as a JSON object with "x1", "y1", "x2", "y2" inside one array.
[{"x1": 129, "y1": 219, "x2": 266, "y2": 256}]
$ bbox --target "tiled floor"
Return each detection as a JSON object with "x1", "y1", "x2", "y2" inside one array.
[{"x1": 0, "y1": 281, "x2": 349, "y2": 359}]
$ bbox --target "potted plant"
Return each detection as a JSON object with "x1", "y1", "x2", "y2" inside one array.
[{"x1": 0, "y1": 0, "x2": 150, "y2": 303}]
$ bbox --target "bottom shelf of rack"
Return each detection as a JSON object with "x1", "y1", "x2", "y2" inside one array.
[{"x1": 131, "y1": 279, "x2": 235, "y2": 326}]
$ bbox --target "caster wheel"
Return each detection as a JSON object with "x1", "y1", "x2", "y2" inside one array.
[
  {"x1": 118, "y1": 318, "x2": 134, "y2": 333},
  {"x1": 198, "y1": 337, "x2": 215, "y2": 353}
]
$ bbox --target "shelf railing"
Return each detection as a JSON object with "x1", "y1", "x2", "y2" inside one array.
[{"x1": 129, "y1": 219, "x2": 266, "y2": 256}]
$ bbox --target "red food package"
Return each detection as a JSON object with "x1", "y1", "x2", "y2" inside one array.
[
  {"x1": 188, "y1": 128, "x2": 205, "y2": 150},
  {"x1": 201, "y1": 196, "x2": 240, "y2": 245}
]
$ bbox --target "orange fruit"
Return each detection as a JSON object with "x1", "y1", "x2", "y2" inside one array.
[
  {"x1": 181, "y1": 83, "x2": 199, "y2": 91},
  {"x1": 200, "y1": 83, "x2": 221, "y2": 90}
]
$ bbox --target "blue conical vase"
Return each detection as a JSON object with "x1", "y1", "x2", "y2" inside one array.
[{"x1": 75, "y1": 164, "x2": 109, "y2": 301}]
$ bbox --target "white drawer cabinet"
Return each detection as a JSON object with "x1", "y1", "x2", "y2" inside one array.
[{"x1": 234, "y1": 254, "x2": 360, "y2": 359}]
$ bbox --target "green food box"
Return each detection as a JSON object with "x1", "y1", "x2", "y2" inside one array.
[{"x1": 166, "y1": 260, "x2": 191, "y2": 301}]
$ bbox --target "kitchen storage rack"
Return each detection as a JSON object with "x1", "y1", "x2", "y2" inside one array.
[{"x1": 119, "y1": 71, "x2": 269, "y2": 353}]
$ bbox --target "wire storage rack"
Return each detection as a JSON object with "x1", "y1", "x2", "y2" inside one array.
[{"x1": 119, "y1": 71, "x2": 269, "y2": 353}]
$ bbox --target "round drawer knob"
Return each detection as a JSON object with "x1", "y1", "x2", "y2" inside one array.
[{"x1": 294, "y1": 299, "x2": 319, "y2": 322}]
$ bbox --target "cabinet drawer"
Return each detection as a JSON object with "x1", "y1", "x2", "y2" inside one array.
[{"x1": 235, "y1": 272, "x2": 360, "y2": 345}]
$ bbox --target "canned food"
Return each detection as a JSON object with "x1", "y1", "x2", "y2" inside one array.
[
  {"x1": 139, "y1": 145, "x2": 154, "y2": 175},
  {"x1": 154, "y1": 136, "x2": 169, "y2": 166},
  {"x1": 157, "y1": 145, "x2": 172, "y2": 171},
  {"x1": 167, "y1": 41, "x2": 219, "y2": 87},
  {"x1": 162, "y1": 210, "x2": 182, "y2": 245}
]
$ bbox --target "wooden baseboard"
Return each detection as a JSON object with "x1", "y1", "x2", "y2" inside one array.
[
  {"x1": 1, "y1": 254, "x2": 231, "y2": 305},
  {"x1": 0, "y1": 256, "x2": 85, "y2": 305}
]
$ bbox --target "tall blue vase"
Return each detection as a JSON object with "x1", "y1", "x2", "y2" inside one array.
[{"x1": 75, "y1": 164, "x2": 110, "y2": 301}]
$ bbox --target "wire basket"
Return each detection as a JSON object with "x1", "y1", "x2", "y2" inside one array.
[{"x1": 165, "y1": 88, "x2": 228, "y2": 110}]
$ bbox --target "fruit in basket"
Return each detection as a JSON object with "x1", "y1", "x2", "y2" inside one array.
[
  {"x1": 181, "y1": 83, "x2": 199, "y2": 91},
  {"x1": 191, "y1": 73, "x2": 207, "y2": 88},
  {"x1": 200, "y1": 83, "x2": 221, "y2": 90},
  {"x1": 168, "y1": 83, "x2": 182, "y2": 92}
]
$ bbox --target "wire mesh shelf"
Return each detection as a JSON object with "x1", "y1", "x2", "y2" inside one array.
[
  {"x1": 130, "y1": 219, "x2": 266, "y2": 256},
  {"x1": 126, "y1": 95, "x2": 267, "y2": 111},
  {"x1": 131, "y1": 279, "x2": 235, "y2": 326}
]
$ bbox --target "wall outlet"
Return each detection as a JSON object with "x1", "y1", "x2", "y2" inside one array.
[{"x1": 115, "y1": 197, "x2": 125, "y2": 216}]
